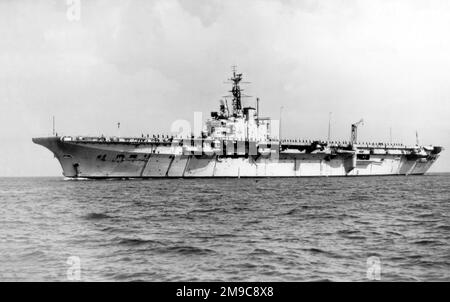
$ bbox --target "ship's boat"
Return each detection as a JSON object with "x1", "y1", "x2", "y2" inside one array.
[{"x1": 33, "y1": 69, "x2": 443, "y2": 178}]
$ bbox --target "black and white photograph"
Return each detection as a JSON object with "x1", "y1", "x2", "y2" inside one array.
[{"x1": 0, "y1": 0, "x2": 449, "y2": 288}]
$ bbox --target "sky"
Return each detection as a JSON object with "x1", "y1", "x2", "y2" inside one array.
[{"x1": 0, "y1": 0, "x2": 449, "y2": 176}]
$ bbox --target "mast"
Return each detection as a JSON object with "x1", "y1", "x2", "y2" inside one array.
[
  {"x1": 52, "y1": 116, "x2": 55, "y2": 136},
  {"x1": 230, "y1": 67, "x2": 243, "y2": 116},
  {"x1": 327, "y1": 112, "x2": 332, "y2": 144},
  {"x1": 223, "y1": 66, "x2": 251, "y2": 117},
  {"x1": 279, "y1": 106, "x2": 284, "y2": 141},
  {"x1": 390, "y1": 127, "x2": 392, "y2": 144},
  {"x1": 256, "y1": 97, "x2": 260, "y2": 125}
]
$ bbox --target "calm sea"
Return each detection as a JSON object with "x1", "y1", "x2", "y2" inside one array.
[{"x1": 0, "y1": 174, "x2": 449, "y2": 281}]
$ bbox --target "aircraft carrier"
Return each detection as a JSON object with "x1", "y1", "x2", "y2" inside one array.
[{"x1": 33, "y1": 69, "x2": 443, "y2": 178}]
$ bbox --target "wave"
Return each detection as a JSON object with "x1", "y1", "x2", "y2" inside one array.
[
  {"x1": 117, "y1": 237, "x2": 216, "y2": 255},
  {"x1": 435, "y1": 224, "x2": 450, "y2": 231},
  {"x1": 244, "y1": 220, "x2": 262, "y2": 225},
  {"x1": 285, "y1": 208, "x2": 298, "y2": 215},
  {"x1": 196, "y1": 233, "x2": 237, "y2": 239},
  {"x1": 412, "y1": 239, "x2": 443, "y2": 246},
  {"x1": 347, "y1": 194, "x2": 372, "y2": 202},
  {"x1": 84, "y1": 212, "x2": 112, "y2": 220},
  {"x1": 302, "y1": 248, "x2": 344, "y2": 258},
  {"x1": 249, "y1": 248, "x2": 276, "y2": 256},
  {"x1": 159, "y1": 245, "x2": 216, "y2": 256},
  {"x1": 20, "y1": 250, "x2": 47, "y2": 259},
  {"x1": 416, "y1": 212, "x2": 439, "y2": 218},
  {"x1": 117, "y1": 237, "x2": 164, "y2": 246},
  {"x1": 336, "y1": 229, "x2": 360, "y2": 235},
  {"x1": 187, "y1": 208, "x2": 228, "y2": 215}
]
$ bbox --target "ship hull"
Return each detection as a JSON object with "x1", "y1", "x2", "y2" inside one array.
[{"x1": 33, "y1": 137, "x2": 438, "y2": 179}]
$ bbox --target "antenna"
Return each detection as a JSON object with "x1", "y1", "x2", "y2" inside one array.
[
  {"x1": 227, "y1": 66, "x2": 245, "y2": 116},
  {"x1": 52, "y1": 116, "x2": 55, "y2": 136},
  {"x1": 279, "y1": 106, "x2": 284, "y2": 141},
  {"x1": 389, "y1": 127, "x2": 392, "y2": 144},
  {"x1": 117, "y1": 122, "x2": 121, "y2": 137},
  {"x1": 327, "y1": 112, "x2": 332, "y2": 144},
  {"x1": 256, "y1": 97, "x2": 260, "y2": 122},
  {"x1": 416, "y1": 130, "x2": 419, "y2": 146}
]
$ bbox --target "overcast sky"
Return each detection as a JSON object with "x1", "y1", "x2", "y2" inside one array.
[{"x1": 0, "y1": 0, "x2": 449, "y2": 176}]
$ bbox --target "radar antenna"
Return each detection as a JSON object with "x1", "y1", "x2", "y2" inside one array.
[{"x1": 226, "y1": 66, "x2": 247, "y2": 117}]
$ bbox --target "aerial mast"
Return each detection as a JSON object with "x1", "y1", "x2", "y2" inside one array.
[
  {"x1": 256, "y1": 97, "x2": 260, "y2": 125},
  {"x1": 229, "y1": 66, "x2": 243, "y2": 116},
  {"x1": 279, "y1": 106, "x2": 284, "y2": 141},
  {"x1": 390, "y1": 127, "x2": 392, "y2": 144},
  {"x1": 327, "y1": 112, "x2": 332, "y2": 144},
  {"x1": 223, "y1": 66, "x2": 251, "y2": 117}
]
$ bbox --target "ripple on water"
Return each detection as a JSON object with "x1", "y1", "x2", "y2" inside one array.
[
  {"x1": 157, "y1": 245, "x2": 217, "y2": 256},
  {"x1": 1, "y1": 175, "x2": 449, "y2": 281},
  {"x1": 84, "y1": 212, "x2": 113, "y2": 220},
  {"x1": 116, "y1": 237, "x2": 166, "y2": 247}
]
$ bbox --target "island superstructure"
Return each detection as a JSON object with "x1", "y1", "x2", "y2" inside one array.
[{"x1": 33, "y1": 69, "x2": 443, "y2": 178}]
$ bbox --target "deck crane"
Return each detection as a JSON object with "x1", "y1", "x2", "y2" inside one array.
[{"x1": 351, "y1": 119, "x2": 364, "y2": 145}]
